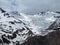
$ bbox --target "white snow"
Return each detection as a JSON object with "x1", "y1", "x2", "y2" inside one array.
[{"x1": 0, "y1": 10, "x2": 60, "y2": 45}]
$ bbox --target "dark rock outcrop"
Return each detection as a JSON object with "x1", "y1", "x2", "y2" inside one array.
[
  {"x1": 0, "y1": 39, "x2": 2, "y2": 43},
  {"x1": 21, "y1": 36, "x2": 49, "y2": 45},
  {"x1": 46, "y1": 30, "x2": 60, "y2": 45},
  {"x1": 21, "y1": 30, "x2": 60, "y2": 45},
  {"x1": 2, "y1": 35, "x2": 11, "y2": 44},
  {"x1": 0, "y1": 8, "x2": 6, "y2": 13},
  {"x1": 56, "y1": 12, "x2": 60, "y2": 14},
  {"x1": 46, "y1": 19, "x2": 60, "y2": 30}
]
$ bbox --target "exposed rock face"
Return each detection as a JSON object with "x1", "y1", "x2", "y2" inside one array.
[
  {"x1": 46, "y1": 19, "x2": 60, "y2": 30},
  {"x1": 2, "y1": 34, "x2": 11, "y2": 44},
  {"x1": 0, "y1": 8, "x2": 6, "y2": 13},
  {"x1": 46, "y1": 30, "x2": 60, "y2": 45},
  {"x1": 21, "y1": 36, "x2": 49, "y2": 45},
  {"x1": 21, "y1": 30, "x2": 60, "y2": 45},
  {"x1": 0, "y1": 8, "x2": 34, "y2": 45},
  {"x1": 0, "y1": 8, "x2": 60, "y2": 45}
]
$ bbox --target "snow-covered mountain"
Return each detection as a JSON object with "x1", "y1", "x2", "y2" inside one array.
[
  {"x1": 0, "y1": 8, "x2": 60, "y2": 45},
  {"x1": 0, "y1": 8, "x2": 34, "y2": 45}
]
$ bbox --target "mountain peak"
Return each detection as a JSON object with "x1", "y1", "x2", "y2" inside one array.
[{"x1": 0, "y1": 8, "x2": 34, "y2": 45}]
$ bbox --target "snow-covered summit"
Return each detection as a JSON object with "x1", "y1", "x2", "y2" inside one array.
[
  {"x1": 0, "y1": 8, "x2": 34, "y2": 45},
  {"x1": 26, "y1": 11, "x2": 60, "y2": 35},
  {"x1": 0, "y1": 8, "x2": 60, "y2": 45}
]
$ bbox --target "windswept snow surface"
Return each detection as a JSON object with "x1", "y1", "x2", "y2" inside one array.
[
  {"x1": 22, "y1": 11, "x2": 57, "y2": 35},
  {"x1": 10, "y1": 11, "x2": 56, "y2": 35},
  {"x1": 9, "y1": 11, "x2": 59, "y2": 36},
  {"x1": 0, "y1": 9, "x2": 60, "y2": 45}
]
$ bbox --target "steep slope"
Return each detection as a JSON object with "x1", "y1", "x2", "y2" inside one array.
[
  {"x1": 21, "y1": 30, "x2": 60, "y2": 45},
  {"x1": 0, "y1": 8, "x2": 34, "y2": 45},
  {"x1": 26, "y1": 11, "x2": 58, "y2": 35},
  {"x1": 0, "y1": 8, "x2": 60, "y2": 45}
]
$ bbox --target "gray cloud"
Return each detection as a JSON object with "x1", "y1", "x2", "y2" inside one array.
[
  {"x1": 21, "y1": 0, "x2": 60, "y2": 14},
  {"x1": 0, "y1": 0, "x2": 60, "y2": 14}
]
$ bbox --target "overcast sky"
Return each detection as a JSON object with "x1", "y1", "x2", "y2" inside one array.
[{"x1": 0, "y1": 0, "x2": 60, "y2": 14}]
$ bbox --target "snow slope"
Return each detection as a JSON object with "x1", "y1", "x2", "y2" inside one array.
[
  {"x1": 0, "y1": 8, "x2": 34, "y2": 45},
  {"x1": 0, "y1": 8, "x2": 60, "y2": 45}
]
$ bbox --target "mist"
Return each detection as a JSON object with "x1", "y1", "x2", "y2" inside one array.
[{"x1": 0, "y1": 0, "x2": 60, "y2": 14}]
